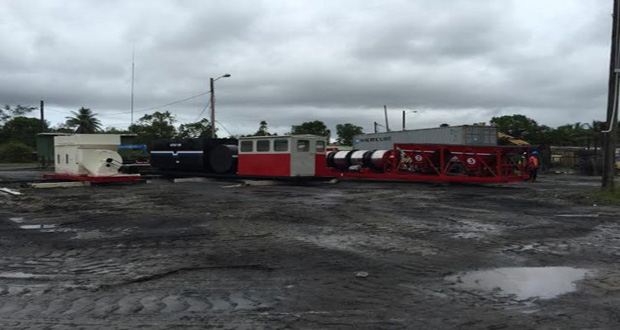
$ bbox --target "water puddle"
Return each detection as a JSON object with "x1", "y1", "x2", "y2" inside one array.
[
  {"x1": 0, "y1": 272, "x2": 47, "y2": 279},
  {"x1": 446, "y1": 267, "x2": 590, "y2": 300},
  {"x1": 20, "y1": 224, "x2": 57, "y2": 230}
]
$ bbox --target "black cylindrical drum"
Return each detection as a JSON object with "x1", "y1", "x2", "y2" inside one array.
[{"x1": 209, "y1": 144, "x2": 238, "y2": 174}]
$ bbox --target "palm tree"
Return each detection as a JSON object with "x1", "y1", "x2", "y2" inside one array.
[{"x1": 65, "y1": 107, "x2": 102, "y2": 133}]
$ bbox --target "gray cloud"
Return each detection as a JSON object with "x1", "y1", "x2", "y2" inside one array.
[{"x1": 0, "y1": 0, "x2": 614, "y2": 136}]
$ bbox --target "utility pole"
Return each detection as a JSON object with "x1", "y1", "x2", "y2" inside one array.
[
  {"x1": 384, "y1": 105, "x2": 390, "y2": 132},
  {"x1": 210, "y1": 78, "x2": 215, "y2": 138},
  {"x1": 402, "y1": 110, "x2": 405, "y2": 131},
  {"x1": 208, "y1": 74, "x2": 231, "y2": 139},
  {"x1": 603, "y1": 0, "x2": 620, "y2": 190},
  {"x1": 374, "y1": 121, "x2": 378, "y2": 133},
  {"x1": 131, "y1": 49, "x2": 135, "y2": 126},
  {"x1": 40, "y1": 100, "x2": 45, "y2": 132}
]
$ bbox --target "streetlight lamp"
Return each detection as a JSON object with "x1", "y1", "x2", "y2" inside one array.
[
  {"x1": 402, "y1": 110, "x2": 418, "y2": 131},
  {"x1": 210, "y1": 74, "x2": 231, "y2": 138}
]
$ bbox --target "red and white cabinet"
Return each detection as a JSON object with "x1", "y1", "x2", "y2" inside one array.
[{"x1": 237, "y1": 135, "x2": 327, "y2": 177}]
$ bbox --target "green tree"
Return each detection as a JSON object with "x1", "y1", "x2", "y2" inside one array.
[
  {"x1": 50, "y1": 124, "x2": 74, "y2": 134},
  {"x1": 290, "y1": 120, "x2": 330, "y2": 138},
  {"x1": 65, "y1": 107, "x2": 102, "y2": 133},
  {"x1": 0, "y1": 141, "x2": 32, "y2": 162},
  {"x1": 1, "y1": 117, "x2": 48, "y2": 148},
  {"x1": 548, "y1": 124, "x2": 580, "y2": 146},
  {"x1": 129, "y1": 111, "x2": 177, "y2": 145},
  {"x1": 490, "y1": 114, "x2": 554, "y2": 144},
  {"x1": 253, "y1": 120, "x2": 275, "y2": 136},
  {"x1": 104, "y1": 126, "x2": 130, "y2": 134},
  {"x1": 335, "y1": 123, "x2": 363, "y2": 146},
  {"x1": 177, "y1": 118, "x2": 216, "y2": 139},
  {"x1": 490, "y1": 115, "x2": 539, "y2": 140},
  {"x1": 1, "y1": 104, "x2": 36, "y2": 124}
]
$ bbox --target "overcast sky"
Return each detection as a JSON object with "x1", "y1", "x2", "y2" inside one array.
[{"x1": 0, "y1": 0, "x2": 614, "y2": 136}]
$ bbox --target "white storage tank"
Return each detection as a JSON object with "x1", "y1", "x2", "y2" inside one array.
[
  {"x1": 54, "y1": 134, "x2": 124, "y2": 177},
  {"x1": 353, "y1": 125, "x2": 498, "y2": 150}
]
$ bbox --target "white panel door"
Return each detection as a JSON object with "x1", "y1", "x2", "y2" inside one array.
[{"x1": 290, "y1": 138, "x2": 315, "y2": 176}]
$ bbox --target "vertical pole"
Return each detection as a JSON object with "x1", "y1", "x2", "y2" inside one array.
[
  {"x1": 374, "y1": 122, "x2": 378, "y2": 133},
  {"x1": 210, "y1": 78, "x2": 216, "y2": 138},
  {"x1": 40, "y1": 100, "x2": 44, "y2": 131},
  {"x1": 603, "y1": 0, "x2": 620, "y2": 190},
  {"x1": 384, "y1": 105, "x2": 390, "y2": 132},
  {"x1": 402, "y1": 111, "x2": 406, "y2": 131},
  {"x1": 594, "y1": 134, "x2": 599, "y2": 176},
  {"x1": 131, "y1": 49, "x2": 135, "y2": 126},
  {"x1": 496, "y1": 148, "x2": 502, "y2": 179},
  {"x1": 439, "y1": 147, "x2": 445, "y2": 176}
]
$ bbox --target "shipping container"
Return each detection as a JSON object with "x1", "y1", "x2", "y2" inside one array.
[{"x1": 352, "y1": 125, "x2": 497, "y2": 150}]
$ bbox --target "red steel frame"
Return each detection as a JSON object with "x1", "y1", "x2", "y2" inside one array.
[{"x1": 323, "y1": 144, "x2": 530, "y2": 183}]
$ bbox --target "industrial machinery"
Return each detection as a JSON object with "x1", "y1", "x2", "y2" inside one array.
[
  {"x1": 324, "y1": 144, "x2": 530, "y2": 183},
  {"x1": 150, "y1": 138, "x2": 238, "y2": 174},
  {"x1": 238, "y1": 135, "x2": 327, "y2": 177},
  {"x1": 39, "y1": 127, "x2": 533, "y2": 184},
  {"x1": 149, "y1": 136, "x2": 530, "y2": 183},
  {"x1": 44, "y1": 134, "x2": 141, "y2": 182}
]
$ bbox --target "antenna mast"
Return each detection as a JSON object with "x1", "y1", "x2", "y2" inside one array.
[{"x1": 131, "y1": 48, "x2": 135, "y2": 126}]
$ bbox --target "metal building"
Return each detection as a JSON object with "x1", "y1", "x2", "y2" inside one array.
[{"x1": 353, "y1": 125, "x2": 498, "y2": 150}]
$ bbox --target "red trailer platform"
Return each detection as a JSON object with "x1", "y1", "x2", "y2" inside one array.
[{"x1": 323, "y1": 144, "x2": 531, "y2": 183}]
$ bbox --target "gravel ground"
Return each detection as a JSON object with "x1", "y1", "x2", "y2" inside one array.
[{"x1": 0, "y1": 170, "x2": 619, "y2": 329}]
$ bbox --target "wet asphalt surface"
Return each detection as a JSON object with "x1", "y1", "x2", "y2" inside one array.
[{"x1": 0, "y1": 169, "x2": 619, "y2": 329}]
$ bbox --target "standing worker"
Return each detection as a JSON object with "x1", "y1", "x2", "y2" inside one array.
[{"x1": 527, "y1": 151, "x2": 540, "y2": 181}]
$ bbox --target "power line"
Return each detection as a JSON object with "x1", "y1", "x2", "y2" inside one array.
[
  {"x1": 215, "y1": 120, "x2": 234, "y2": 137},
  {"x1": 98, "y1": 91, "x2": 210, "y2": 117},
  {"x1": 38, "y1": 91, "x2": 211, "y2": 119},
  {"x1": 194, "y1": 99, "x2": 211, "y2": 122},
  {"x1": 45, "y1": 108, "x2": 70, "y2": 114}
]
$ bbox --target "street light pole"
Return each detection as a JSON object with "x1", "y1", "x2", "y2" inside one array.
[
  {"x1": 603, "y1": 0, "x2": 619, "y2": 190},
  {"x1": 210, "y1": 78, "x2": 215, "y2": 138},
  {"x1": 209, "y1": 74, "x2": 231, "y2": 138}
]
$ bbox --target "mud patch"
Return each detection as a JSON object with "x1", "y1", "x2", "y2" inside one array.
[{"x1": 74, "y1": 230, "x2": 104, "y2": 240}]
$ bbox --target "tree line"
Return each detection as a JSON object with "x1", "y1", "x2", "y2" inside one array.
[
  {"x1": 0, "y1": 106, "x2": 365, "y2": 161},
  {"x1": 1, "y1": 103, "x2": 617, "y2": 162},
  {"x1": 490, "y1": 114, "x2": 617, "y2": 147}
]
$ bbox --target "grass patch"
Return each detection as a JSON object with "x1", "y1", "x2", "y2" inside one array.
[{"x1": 585, "y1": 189, "x2": 620, "y2": 206}]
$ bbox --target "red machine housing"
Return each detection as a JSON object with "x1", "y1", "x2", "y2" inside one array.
[
  {"x1": 237, "y1": 135, "x2": 327, "y2": 178},
  {"x1": 321, "y1": 144, "x2": 530, "y2": 183}
]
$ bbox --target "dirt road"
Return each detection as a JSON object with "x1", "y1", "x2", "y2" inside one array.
[{"x1": 0, "y1": 173, "x2": 618, "y2": 329}]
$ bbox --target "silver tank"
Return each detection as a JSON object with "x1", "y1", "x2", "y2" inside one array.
[
  {"x1": 332, "y1": 151, "x2": 352, "y2": 169},
  {"x1": 349, "y1": 150, "x2": 369, "y2": 166},
  {"x1": 370, "y1": 150, "x2": 390, "y2": 170}
]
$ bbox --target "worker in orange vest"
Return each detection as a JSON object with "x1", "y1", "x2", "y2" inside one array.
[{"x1": 527, "y1": 151, "x2": 540, "y2": 181}]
